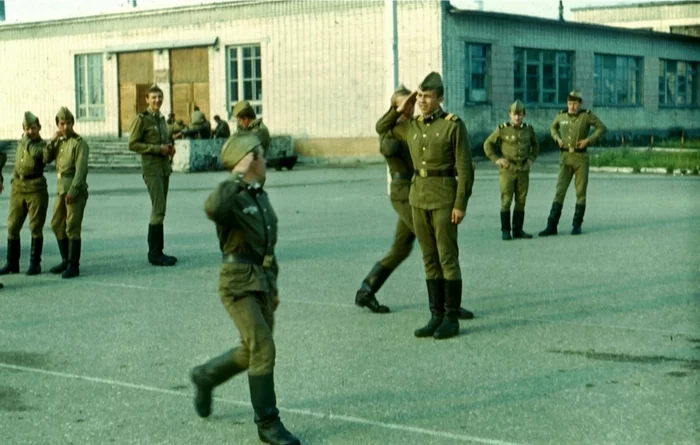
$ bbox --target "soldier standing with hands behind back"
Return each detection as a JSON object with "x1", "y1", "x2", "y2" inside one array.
[
  {"x1": 376, "y1": 72, "x2": 474, "y2": 340},
  {"x1": 128, "y1": 84, "x2": 178, "y2": 266},
  {"x1": 483, "y1": 100, "x2": 539, "y2": 240},
  {"x1": 0, "y1": 112, "x2": 49, "y2": 276},
  {"x1": 539, "y1": 90, "x2": 606, "y2": 236},
  {"x1": 44, "y1": 107, "x2": 89, "y2": 279}
]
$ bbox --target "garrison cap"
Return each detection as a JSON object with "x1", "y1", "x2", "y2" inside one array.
[
  {"x1": 23, "y1": 111, "x2": 39, "y2": 127},
  {"x1": 56, "y1": 106, "x2": 75, "y2": 122},
  {"x1": 232, "y1": 100, "x2": 254, "y2": 118},
  {"x1": 220, "y1": 133, "x2": 262, "y2": 168},
  {"x1": 567, "y1": 90, "x2": 583, "y2": 102},
  {"x1": 509, "y1": 100, "x2": 525, "y2": 114},
  {"x1": 147, "y1": 84, "x2": 163, "y2": 94},
  {"x1": 418, "y1": 72, "x2": 443, "y2": 91}
]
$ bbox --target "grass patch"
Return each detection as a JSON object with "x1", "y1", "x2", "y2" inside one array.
[
  {"x1": 653, "y1": 138, "x2": 700, "y2": 149},
  {"x1": 591, "y1": 149, "x2": 700, "y2": 174}
]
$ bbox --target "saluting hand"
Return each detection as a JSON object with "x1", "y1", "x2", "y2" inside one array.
[
  {"x1": 451, "y1": 208, "x2": 465, "y2": 225},
  {"x1": 495, "y1": 158, "x2": 509, "y2": 168},
  {"x1": 397, "y1": 91, "x2": 417, "y2": 113}
]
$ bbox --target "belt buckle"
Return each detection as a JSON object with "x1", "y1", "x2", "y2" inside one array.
[
  {"x1": 18, "y1": 175, "x2": 24, "y2": 180},
  {"x1": 57, "y1": 172, "x2": 62, "y2": 179},
  {"x1": 418, "y1": 169, "x2": 428, "y2": 178},
  {"x1": 568, "y1": 146, "x2": 575, "y2": 153},
  {"x1": 262, "y1": 255, "x2": 274, "y2": 268}
]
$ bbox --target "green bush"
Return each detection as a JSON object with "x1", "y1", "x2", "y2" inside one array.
[{"x1": 591, "y1": 149, "x2": 700, "y2": 172}]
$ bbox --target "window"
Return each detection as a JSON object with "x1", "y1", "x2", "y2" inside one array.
[
  {"x1": 594, "y1": 54, "x2": 643, "y2": 106},
  {"x1": 514, "y1": 48, "x2": 573, "y2": 105},
  {"x1": 465, "y1": 43, "x2": 489, "y2": 103},
  {"x1": 227, "y1": 45, "x2": 262, "y2": 116},
  {"x1": 74, "y1": 54, "x2": 104, "y2": 120},
  {"x1": 659, "y1": 59, "x2": 698, "y2": 107}
]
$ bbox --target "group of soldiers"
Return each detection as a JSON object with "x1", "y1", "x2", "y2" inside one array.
[
  {"x1": 0, "y1": 73, "x2": 606, "y2": 445},
  {"x1": 354, "y1": 72, "x2": 607, "y2": 343}
]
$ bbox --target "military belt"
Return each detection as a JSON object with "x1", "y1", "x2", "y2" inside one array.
[
  {"x1": 222, "y1": 254, "x2": 274, "y2": 268},
  {"x1": 505, "y1": 158, "x2": 527, "y2": 166},
  {"x1": 14, "y1": 172, "x2": 43, "y2": 181},
  {"x1": 415, "y1": 168, "x2": 456, "y2": 178},
  {"x1": 560, "y1": 148, "x2": 587, "y2": 153},
  {"x1": 391, "y1": 172, "x2": 413, "y2": 180}
]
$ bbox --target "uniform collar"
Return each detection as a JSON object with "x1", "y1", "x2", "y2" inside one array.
[
  {"x1": 232, "y1": 172, "x2": 264, "y2": 194},
  {"x1": 147, "y1": 108, "x2": 162, "y2": 118},
  {"x1": 422, "y1": 108, "x2": 444, "y2": 124}
]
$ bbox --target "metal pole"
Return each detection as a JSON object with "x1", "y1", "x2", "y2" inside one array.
[{"x1": 384, "y1": 0, "x2": 399, "y2": 195}]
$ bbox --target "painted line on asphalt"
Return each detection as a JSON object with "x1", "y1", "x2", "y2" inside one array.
[
  {"x1": 79, "y1": 280, "x2": 697, "y2": 336},
  {"x1": 0, "y1": 362, "x2": 527, "y2": 445}
]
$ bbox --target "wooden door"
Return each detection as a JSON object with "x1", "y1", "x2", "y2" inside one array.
[
  {"x1": 118, "y1": 51, "x2": 154, "y2": 135},
  {"x1": 170, "y1": 47, "x2": 210, "y2": 125}
]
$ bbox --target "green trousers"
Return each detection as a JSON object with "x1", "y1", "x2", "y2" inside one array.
[
  {"x1": 499, "y1": 165, "x2": 530, "y2": 212},
  {"x1": 7, "y1": 188, "x2": 48, "y2": 239},
  {"x1": 144, "y1": 175, "x2": 170, "y2": 225},
  {"x1": 411, "y1": 206, "x2": 461, "y2": 281},
  {"x1": 220, "y1": 291, "x2": 276, "y2": 376},
  {"x1": 51, "y1": 192, "x2": 88, "y2": 240},
  {"x1": 378, "y1": 199, "x2": 416, "y2": 270},
  {"x1": 554, "y1": 152, "x2": 589, "y2": 205}
]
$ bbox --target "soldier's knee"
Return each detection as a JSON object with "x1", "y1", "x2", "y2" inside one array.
[
  {"x1": 150, "y1": 214, "x2": 165, "y2": 225},
  {"x1": 248, "y1": 337, "x2": 276, "y2": 375}
]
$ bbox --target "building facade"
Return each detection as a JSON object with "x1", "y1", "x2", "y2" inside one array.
[
  {"x1": 0, "y1": 0, "x2": 699, "y2": 161},
  {"x1": 571, "y1": 1, "x2": 700, "y2": 36}
]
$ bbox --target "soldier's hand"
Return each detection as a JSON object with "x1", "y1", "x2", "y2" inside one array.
[
  {"x1": 577, "y1": 139, "x2": 589, "y2": 149},
  {"x1": 556, "y1": 138, "x2": 564, "y2": 148},
  {"x1": 495, "y1": 158, "x2": 509, "y2": 168},
  {"x1": 65, "y1": 194, "x2": 75, "y2": 205},
  {"x1": 272, "y1": 295, "x2": 280, "y2": 311},
  {"x1": 397, "y1": 91, "x2": 417, "y2": 113},
  {"x1": 451, "y1": 208, "x2": 465, "y2": 225},
  {"x1": 159, "y1": 145, "x2": 172, "y2": 156},
  {"x1": 526, "y1": 159, "x2": 533, "y2": 170}
]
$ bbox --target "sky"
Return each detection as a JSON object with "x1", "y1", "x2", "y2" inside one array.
[{"x1": 2, "y1": 0, "x2": 674, "y2": 23}]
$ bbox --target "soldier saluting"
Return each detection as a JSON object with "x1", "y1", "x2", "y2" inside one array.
[
  {"x1": 44, "y1": 107, "x2": 89, "y2": 279},
  {"x1": 0, "y1": 112, "x2": 50, "y2": 276},
  {"x1": 539, "y1": 90, "x2": 606, "y2": 236},
  {"x1": 483, "y1": 100, "x2": 539, "y2": 240},
  {"x1": 376, "y1": 72, "x2": 475, "y2": 340},
  {"x1": 190, "y1": 133, "x2": 300, "y2": 445}
]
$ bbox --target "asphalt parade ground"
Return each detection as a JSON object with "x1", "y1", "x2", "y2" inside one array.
[{"x1": 1, "y1": 156, "x2": 698, "y2": 445}]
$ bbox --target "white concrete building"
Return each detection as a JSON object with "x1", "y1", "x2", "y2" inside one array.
[
  {"x1": 0, "y1": 0, "x2": 699, "y2": 161},
  {"x1": 572, "y1": 1, "x2": 700, "y2": 36}
]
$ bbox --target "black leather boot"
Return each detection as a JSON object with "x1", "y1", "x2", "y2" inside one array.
[
  {"x1": 249, "y1": 373, "x2": 301, "y2": 445},
  {"x1": 571, "y1": 204, "x2": 586, "y2": 235},
  {"x1": 148, "y1": 224, "x2": 176, "y2": 266},
  {"x1": 500, "y1": 210, "x2": 512, "y2": 240},
  {"x1": 354, "y1": 262, "x2": 392, "y2": 313},
  {"x1": 50, "y1": 238, "x2": 69, "y2": 274},
  {"x1": 512, "y1": 211, "x2": 532, "y2": 239},
  {"x1": 434, "y1": 280, "x2": 462, "y2": 340},
  {"x1": 414, "y1": 279, "x2": 445, "y2": 338},
  {"x1": 62, "y1": 239, "x2": 81, "y2": 279},
  {"x1": 190, "y1": 349, "x2": 245, "y2": 418},
  {"x1": 539, "y1": 202, "x2": 563, "y2": 237},
  {"x1": 0, "y1": 238, "x2": 21, "y2": 275},
  {"x1": 26, "y1": 237, "x2": 43, "y2": 276}
]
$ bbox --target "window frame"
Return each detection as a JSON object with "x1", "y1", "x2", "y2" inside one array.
[
  {"x1": 659, "y1": 59, "x2": 699, "y2": 108},
  {"x1": 464, "y1": 42, "x2": 490, "y2": 105},
  {"x1": 513, "y1": 47, "x2": 574, "y2": 107},
  {"x1": 74, "y1": 53, "x2": 105, "y2": 121},
  {"x1": 226, "y1": 44, "x2": 263, "y2": 118},
  {"x1": 593, "y1": 53, "x2": 644, "y2": 107}
]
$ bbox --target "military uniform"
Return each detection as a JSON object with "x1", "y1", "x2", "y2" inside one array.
[
  {"x1": 128, "y1": 104, "x2": 178, "y2": 266},
  {"x1": 44, "y1": 107, "x2": 89, "y2": 279},
  {"x1": 233, "y1": 100, "x2": 271, "y2": 155},
  {"x1": 190, "y1": 134, "x2": 300, "y2": 445},
  {"x1": 483, "y1": 100, "x2": 539, "y2": 240},
  {"x1": 213, "y1": 119, "x2": 231, "y2": 138},
  {"x1": 376, "y1": 72, "x2": 474, "y2": 340},
  {"x1": 540, "y1": 90, "x2": 607, "y2": 236},
  {"x1": 0, "y1": 112, "x2": 49, "y2": 276}
]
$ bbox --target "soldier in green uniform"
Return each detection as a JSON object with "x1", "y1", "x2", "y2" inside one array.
[
  {"x1": 44, "y1": 107, "x2": 89, "y2": 279},
  {"x1": 212, "y1": 115, "x2": 231, "y2": 139},
  {"x1": 0, "y1": 112, "x2": 49, "y2": 276},
  {"x1": 484, "y1": 100, "x2": 539, "y2": 240},
  {"x1": 232, "y1": 100, "x2": 270, "y2": 155},
  {"x1": 376, "y1": 72, "x2": 474, "y2": 340},
  {"x1": 539, "y1": 90, "x2": 607, "y2": 236},
  {"x1": 128, "y1": 84, "x2": 178, "y2": 266},
  {"x1": 190, "y1": 133, "x2": 300, "y2": 445},
  {"x1": 356, "y1": 85, "x2": 474, "y2": 321}
]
